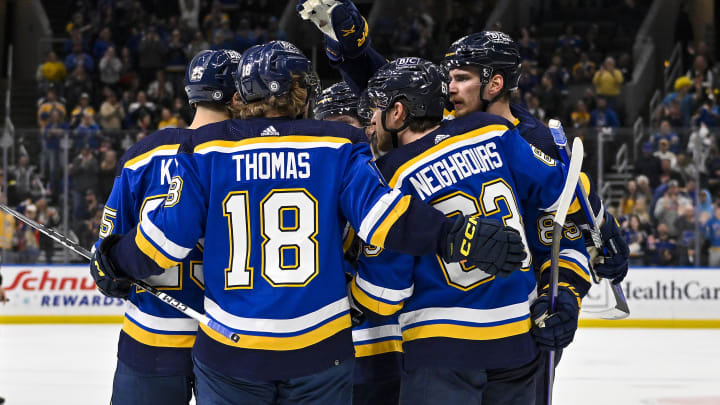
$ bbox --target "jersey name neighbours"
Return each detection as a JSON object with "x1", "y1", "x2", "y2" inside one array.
[
  {"x1": 409, "y1": 141, "x2": 503, "y2": 200},
  {"x1": 233, "y1": 152, "x2": 311, "y2": 181}
]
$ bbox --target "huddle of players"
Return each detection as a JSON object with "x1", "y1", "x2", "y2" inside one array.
[{"x1": 88, "y1": 1, "x2": 630, "y2": 404}]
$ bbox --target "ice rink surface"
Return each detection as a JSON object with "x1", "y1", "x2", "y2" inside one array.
[{"x1": 1, "y1": 324, "x2": 719, "y2": 405}]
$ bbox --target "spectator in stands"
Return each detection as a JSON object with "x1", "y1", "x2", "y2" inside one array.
[
  {"x1": 675, "y1": 153, "x2": 699, "y2": 185},
  {"x1": 590, "y1": 97, "x2": 620, "y2": 128},
  {"x1": 618, "y1": 179, "x2": 639, "y2": 217},
  {"x1": 534, "y1": 73, "x2": 563, "y2": 118},
  {"x1": 675, "y1": 205, "x2": 701, "y2": 266},
  {"x1": 186, "y1": 31, "x2": 210, "y2": 61},
  {"x1": 99, "y1": 46, "x2": 123, "y2": 89},
  {"x1": 157, "y1": 108, "x2": 180, "y2": 129},
  {"x1": 524, "y1": 93, "x2": 546, "y2": 122},
  {"x1": 65, "y1": 43, "x2": 94, "y2": 73},
  {"x1": 647, "y1": 222, "x2": 678, "y2": 266},
  {"x1": 179, "y1": 0, "x2": 201, "y2": 30},
  {"x1": 76, "y1": 189, "x2": 103, "y2": 249},
  {"x1": 98, "y1": 149, "x2": 118, "y2": 202},
  {"x1": 147, "y1": 70, "x2": 174, "y2": 107},
  {"x1": 234, "y1": 17, "x2": 261, "y2": 52},
  {"x1": 93, "y1": 27, "x2": 115, "y2": 59},
  {"x1": 70, "y1": 93, "x2": 95, "y2": 128},
  {"x1": 14, "y1": 204, "x2": 40, "y2": 264},
  {"x1": 572, "y1": 52, "x2": 596, "y2": 83},
  {"x1": 41, "y1": 109, "x2": 68, "y2": 190},
  {"x1": 127, "y1": 91, "x2": 157, "y2": 123},
  {"x1": 697, "y1": 189, "x2": 714, "y2": 223},
  {"x1": 687, "y1": 123, "x2": 713, "y2": 172},
  {"x1": 203, "y1": 1, "x2": 230, "y2": 32},
  {"x1": 635, "y1": 142, "x2": 662, "y2": 188},
  {"x1": 546, "y1": 54, "x2": 571, "y2": 95},
  {"x1": 624, "y1": 214, "x2": 649, "y2": 266},
  {"x1": 35, "y1": 51, "x2": 67, "y2": 93},
  {"x1": 265, "y1": 16, "x2": 287, "y2": 42},
  {"x1": 517, "y1": 62, "x2": 539, "y2": 96},
  {"x1": 69, "y1": 146, "x2": 99, "y2": 220},
  {"x1": 37, "y1": 86, "x2": 66, "y2": 130},
  {"x1": 98, "y1": 89, "x2": 125, "y2": 131},
  {"x1": 137, "y1": 28, "x2": 168, "y2": 84},
  {"x1": 654, "y1": 179, "x2": 691, "y2": 238},
  {"x1": 653, "y1": 139, "x2": 677, "y2": 168},
  {"x1": 35, "y1": 199, "x2": 60, "y2": 264},
  {"x1": 118, "y1": 46, "x2": 137, "y2": 89},
  {"x1": 74, "y1": 111, "x2": 102, "y2": 151},
  {"x1": 651, "y1": 120, "x2": 680, "y2": 153},
  {"x1": 616, "y1": 52, "x2": 632, "y2": 82},
  {"x1": 166, "y1": 29, "x2": 188, "y2": 95},
  {"x1": 64, "y1": 66, "x2": 94, "y2": 115},
  {"x1": 704, "y1": 205, "x2": 720, "y2": 266},
  {"x1": 570, "y1": 99, "x2": 590, "y2": 128},
  {"x1": 687, "y1": 55, "x2": 714, "y2": 93},
  {"x1": 592, "y1": 56, "x2": 624, "y2": 108},
  {"x1": 172, "y1": 96, "x2": 194, "y2": 125},
  {"x1": 663, "y1": 76, "x2": 694, "y2": 127},
  {"x1": 658, "y1": 158, "x2": 683, "y2": 186},
  {"x1": 63, "y1": 26, "x2": 88, "y2": 56},
  {"x1": 517, "y1": 28, "x2": 537, "y2": 63}
]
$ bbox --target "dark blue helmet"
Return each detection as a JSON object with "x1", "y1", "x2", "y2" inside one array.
[
  {"x1": 185, "y1": 49, "x2": 242, "y2": 106},
  {"x1": 235, "y1": 40, "x2": 319, "y2": 104},
  {"x1": 313, "y1": 82, "x2": 364, "y2": 123},
  {"x1": 442, "y1": 31, "x2": 521, "y2": 92},
  {"x1": 357, "y1": 90, "x2": 373, "y2": 123},
  {"x1": 366, "y1": 57, "x2": 447, "y2": 121}
]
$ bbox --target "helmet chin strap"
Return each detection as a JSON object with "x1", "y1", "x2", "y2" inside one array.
[
  {"x1": 478, "y1": 75, "x2": 506, "y2": 112},
  {"x1": 381, "y1": 109, "x2": 410, "y2": 148}
]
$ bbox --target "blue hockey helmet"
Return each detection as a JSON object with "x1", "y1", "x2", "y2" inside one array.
[
  {"x1": 312, "y1": 81, "x2": 364, "y2": 123},
  {"x1": 185, "y1": 49, "x2": 242, "y2": 106},
  {"x1": 366, "y1": 57, "x2": 448, "y2": 120},
  {"x1": 442, "y1": 31, "x2": 521, "y2": 92},
  {"x1": 235, "y1": 40, "x2": 319, "y2": 104}
]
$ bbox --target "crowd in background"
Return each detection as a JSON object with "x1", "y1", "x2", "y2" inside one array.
[{"x1": 2, "y1": 0, "x2": 720, "y2": 265}]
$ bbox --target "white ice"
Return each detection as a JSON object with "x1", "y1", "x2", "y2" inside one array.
[{"x1": 1, "y1": 324, "x2": 719, "y2": 404}]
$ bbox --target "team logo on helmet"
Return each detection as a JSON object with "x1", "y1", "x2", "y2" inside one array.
[
  {"x1": 190, "y1": 66, "x2": 205, "y2": 82},
  {"x1": 269, "y1": 81, "x2": 280, "y2": 92},
  {"x1": 212, "y1": 90, "x2": 223, "y2": 100}
]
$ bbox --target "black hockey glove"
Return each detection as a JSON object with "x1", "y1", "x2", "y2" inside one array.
[
  {"x1": 594, "y1": 212, "x2": 629, "y2": 284},
  {"x1": 90, "y1": 234, "x2": 132, "y2": 299},
  {"x1": 297, "y1": 0, "x2": 370, "y2": 61},
  {"x1": 530, "y1": 284, "x2": 581, "y2": 351},
  {"x1": 345, "y1": 272, "x2": 366, "y2": 327},
  {"x1": 442, "y1": 215, "x2": 526, "y2": 278}
]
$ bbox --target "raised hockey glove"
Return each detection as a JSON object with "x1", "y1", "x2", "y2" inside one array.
[
  {"x1": 442, "y1": 215, "x2": 526, "y2": 278},
  {"x1": 90, "y1": 234, "x2": 132, "y2": 299},
  {"x1": 594, "y1": 212, "x2": 629, "y2": 284},
  {"x1": 531, "y1": 283, "x2": 581, "y2": 351},
  {"x1": 297, "y1": 0, "x2": 370, "y2": 60}
]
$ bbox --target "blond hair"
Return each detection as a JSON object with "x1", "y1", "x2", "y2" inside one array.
[{"x1": 236, "y1": 76, "x2": 308, "y2": 119}]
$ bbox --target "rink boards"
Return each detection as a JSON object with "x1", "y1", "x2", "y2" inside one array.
[{"x1": 0, "y1": 265, "x2": 719, "y2": 327}]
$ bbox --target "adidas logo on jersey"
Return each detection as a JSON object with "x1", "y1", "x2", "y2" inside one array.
[
  {"x1": 261, "y1": 126, "x2": 280, "y2": 136},
  {"x1": 434, "y1": 134, "x2": 450, "y2": 144}
]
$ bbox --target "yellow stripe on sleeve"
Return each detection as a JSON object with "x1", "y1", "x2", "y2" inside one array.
[
  {"x1": 402, "y1": 318, "x2": 531, "y2": 342},
  {"x1": 343, "y1": 227, "x2": 356, "y2": 252},
  {"x1": 351, "y1": 278, "x2": 404, "y2": 316},
  {"x1": 540, "y1": 258, "x2": 592, "y2": 283},
  {"x1": 135, "y1": 228, "x2": 181, "y2": 269},
  {"x1": 369, "y1": 195, "x2": 411, "y2": 248},
  {"x1": 354, "y1": 339, "x2": 403, "y2": 357}
]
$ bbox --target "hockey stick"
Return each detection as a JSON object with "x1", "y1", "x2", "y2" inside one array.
[
  {"x1": 548, "y1": 119, "x2": 630, "y2": 320},
  {"x1": 546, "y1": 137, "x2": 584, "y2": 405},
  {"x1": 0, "y1": 203, "x2": 241, "y2": 343}
]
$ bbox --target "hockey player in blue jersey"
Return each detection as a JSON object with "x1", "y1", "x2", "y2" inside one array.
[
  {"x1": 313, "y1": 81, "x2": 402, "y2": 405},
  {"x1": 352, "y1": 57, "x2": 593, "y2": 405},
  {"x1": 90, "y1": 40, "x2": 527, "y2": 405},
  {"x1": 440, "y1": 31, "x2": 631, "y2": 404},
  {"x1": 89, "y1": 49, "x2": 241, "y2": 405}
]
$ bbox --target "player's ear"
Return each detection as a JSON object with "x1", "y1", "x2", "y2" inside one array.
[
  {"x1": 488, "y1": 74, "x2": 504, "y2": 97},
  {"x1": 392, "y1": 101, "x2": 407, "y2": 121}
]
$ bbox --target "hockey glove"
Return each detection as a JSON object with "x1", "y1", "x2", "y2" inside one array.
[
  {"x1": 346, "y1": 273, "x2": 366, "y2": 327},
  {"x1": 90, "y1": 234, "x2": 133, "y2": 299},
  {"x1": 442, "y1": 215, "x2": 526, "y2": 278},
  {"x1": 297, "y1": 0, "x2": 370, "y2": 61},
  {"x1": 594, "y1": 212, "x2": 629, "y2": 284},
  {"x1": 530, "y1": 283, "x2": 581, "y2": 351}
]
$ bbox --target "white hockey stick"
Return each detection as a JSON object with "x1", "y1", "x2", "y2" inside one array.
[
  {"x1": 545, "y1": 137, "x2": 584, "y2": 405},
  {"x1": 549, "y1": 119, "x2": 629, "y2": 320},
  {"x1": 0, "y1": 203, "x2": 240, "y2": 343}
]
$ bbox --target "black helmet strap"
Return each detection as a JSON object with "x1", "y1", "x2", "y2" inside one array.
[{"x1": 381, "y1": 108, "x2": 411, "y2": 148}]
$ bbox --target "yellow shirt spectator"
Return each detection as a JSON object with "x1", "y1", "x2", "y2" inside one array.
[{"x1": 593, "y1": 57, "x2": 624, "y2": 97}]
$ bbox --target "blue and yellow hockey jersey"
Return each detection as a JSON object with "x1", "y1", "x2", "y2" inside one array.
[
  {"x1": 95, "y1": 128, "x2": 204, "y2": 376},
  {"x1": 351, "y1": 112, "x2": 591, "y2": 371},
  {"x1": 110, "y1": 117, "x2": 457, "y2": 380}
]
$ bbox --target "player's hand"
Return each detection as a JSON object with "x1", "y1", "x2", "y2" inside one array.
[
  {"x1": 594, "y1": 212, "x2": 629, "y2": 284},
  {"x1": 442, "y1": 215, "x2": 526, "y2": 278},
  {"x1": 530, "y1": 283, "x2": 581, "y2": 351},
  {"x1": 297, "y1": 0, "x2": 370, "y2": 60},
  {"x1": 90, "y1": 234, "x2": 132, "y2": 299},
  {"x1": 0, "y1": 287, "x2": 8, "y2": 303}
]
